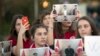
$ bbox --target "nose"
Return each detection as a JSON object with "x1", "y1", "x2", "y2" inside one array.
[
  {"x1": 81, "y1": 26, "x2": 85, "y2": 31},
  {"x1": 47, "y1": 18, "x2": 50, "y2": 22},
  {"x1": 41, "y1": 34, "x2": 46, "y2": 39}
]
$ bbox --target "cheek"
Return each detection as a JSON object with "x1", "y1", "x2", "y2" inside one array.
[
  {"x1": 67, "y1": 23, "x2": 72, "y2": 26},
  {"x1": 87, "y1": 27, "x2": 92, "y2": 34},
  {"x1": 43, "y1": 20, "x2": 48, "y2": 24},
  {"x1": 34, "y1": 35, "x2": 41, "y2": 43},
  {"x1": 62, "y1": 22, "x2": 72, "y2": 27},
  {"x1": 78, "y1": 28, "x2": 83, "y2": 34},
  {"x1": 43, "y1": 20, "x2": 49, "y2": 26},
  {"x1": 78, "y1": 29, "x2": 82, "y2": 36},
  {"x1": 15, "y1": 25, "x2": 21, "y2": 33}
]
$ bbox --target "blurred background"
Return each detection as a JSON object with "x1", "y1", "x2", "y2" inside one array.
[{"x1": 0, "y1": 0, "x2": 100, "y2": 41}]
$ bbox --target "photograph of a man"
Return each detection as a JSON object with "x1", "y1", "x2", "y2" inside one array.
[
  {"x1": 72, "y1": 5, "x2": 77, "y2": 15},
  {"x1": 33, "y1": 53, "x2": 38, "y2": 56},
  {"x1": 65, "y1": 45, "x2": 75, "y2": 56}
]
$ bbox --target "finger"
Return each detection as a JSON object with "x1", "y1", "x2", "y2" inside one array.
[
  {"x1": 50, "y1": 11, "x2": 55, "y2": 23},
  {"x1": 21, "y1": 20, "x2": 23, "y2": 26},
  {"x1": 75, "y1": 10, "x2": 81, "y2": 20},
  {"x1": 24, "y1": 22, "x2": 29, "y2": 27},
  {"x1": 25, "y1": 24, "x2": 30, "y2": 29},
  {"x1": 50, "y1": 10, "x2": 53, "y2": 15}
]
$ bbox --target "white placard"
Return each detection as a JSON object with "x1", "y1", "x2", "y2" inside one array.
[
  {"x1": 84, "y1": 36, "x2": 100, "y2": 56},
  {"x1": 55, "y1": 39, "x2": 82, "y2": 56},
  {"x1": 20, "y1": 47, "x2": 50, "y2": 56}
]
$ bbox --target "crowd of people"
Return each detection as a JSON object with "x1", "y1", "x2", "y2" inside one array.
[
  {"x1": 1, "y1": 1, "x2": 100, "y2": 56},
  {"x1": 4, "y1": 9, "x2": 99, "y2": 56}
]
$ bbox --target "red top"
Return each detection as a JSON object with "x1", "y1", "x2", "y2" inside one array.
[
  {"x1": 30, "y1": 44, "x2": 47, "y2": 48},
  {"x1": 8, "y1": 35, "x2": 32, "y2": 48},
  {"x1": 54, "y1": 31, "x2": 76, "y2": 39},
  {"x1": 30, "y1": 43, "x2": 36, "y2": 48}
]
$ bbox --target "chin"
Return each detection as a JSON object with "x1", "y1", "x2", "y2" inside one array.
[
  {"x1": 40, "y1": 43, "x2": 46, "y2": 46},
  {"x1": 81, "y1": 35, "x2": 88, "y2": 38},
  {"x1": 46, "y1": 25, "x2": 49, "y2": 27}
]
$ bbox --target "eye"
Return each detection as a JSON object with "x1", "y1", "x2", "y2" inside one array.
[
  {"x1": 37, "y1": 33, "x2": 42, "y2": 36},
  {"x1": 16, "y1": 23, "x2": 20, "y2": 26},
  {"x1": 78, "y1": 25, "x2": 82, "y2": 29},
  {"x1": 84, "y1": 24, "x2": 89, "y2": 28},
  {"x1": 44, "y1": 18, "x2": 47, "y2": 20},
  {"x1": 48, "y1": 17, "x2": 50, "y2": 19},
  {"x1": 44, "y1": 32, "x2": 47, "y2": 35}
]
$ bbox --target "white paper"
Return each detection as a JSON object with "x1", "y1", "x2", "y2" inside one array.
[
  {"x1": 55, "y1": 39, "x2": 82, "y2": 56},
  {"x1": 0, "y1": 41, "x2": 12, "y2": 56},
  {"x1": 52, "y1": 4, "x2": 78, "y2": 22},
  {"x1": 20, "y1": 47, "x2": 50, "y2": 56},
  {"x1": 84, "y1": 36, "x2": 100, "y2": 56}
]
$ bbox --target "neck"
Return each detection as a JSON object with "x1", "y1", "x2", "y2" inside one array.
[
  {"x1": 35, "y1": 43, "x2": 45, "y2": 48},
  {"x1": 62, "y1": 26, "x2": 69, "y2": 33}
]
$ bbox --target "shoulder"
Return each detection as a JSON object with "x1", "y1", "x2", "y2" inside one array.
[
  {"x1": 8, "y1": 35, "x2": 16, "y2": 40},
  {"x1": 5, "y1": 35, "x2": 14, "y2": 40}
]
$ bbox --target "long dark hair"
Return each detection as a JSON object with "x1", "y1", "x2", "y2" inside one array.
[
  {"x1": 10, "y1": 14, "x2": 30, "y2": 39},
  {"x1": 76, "y1": 16, "x2": 99, "y2": 38},
  {"x1": 54, "y1": 22, "x2": 75, "y2": 38}
]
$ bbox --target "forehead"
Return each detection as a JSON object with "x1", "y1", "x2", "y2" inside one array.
[
  {"x1": 35, "y1": 27, "x2": 47, "y2": 33},
  {"x1": 78, "y1": 19, "x2": 90, "y2": 26},
  {"x1": 16, "y1": 19, "x2": 21, "y2": 23},
  {"x1": 62, "y1": 21, "x2": 72, "y2": 23},
  {"x1": 44, "y1": 15, "x2": 50, "y2": 18}
]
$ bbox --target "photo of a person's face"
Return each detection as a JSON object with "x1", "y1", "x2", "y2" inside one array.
[{"x1": 63, "y1": 5, "x2": 67, "y2": 10}]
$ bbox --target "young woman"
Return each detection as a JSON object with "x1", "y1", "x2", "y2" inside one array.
[
  {"x1": 54, "y1": 10, "x2": 81, "y2": 39},
  {"x1": 7, "y1": 14, "x2": 32, "y2": 56},
  {"x1": 30, "y1": 24, "x2": 60, "y2": 56},
  {"x1": 30, "y1": 24, "x2": 48, "y2": 48},
  {"x1": 54, "y1": 21, "x2": 76, "y2": 39},
  {"x1": 77, "y1": 16, "x2": 99, "y2": 38},
  {"x1": 33, "y1": 11, "x2": 54, "y2": 46},
  {"x1": 76, "y1": 16, "x2": 99, "y2": 56}
]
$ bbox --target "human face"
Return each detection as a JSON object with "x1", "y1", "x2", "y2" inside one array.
[
  {"x1": 78, "y1": 19, "x2": 92, "y2": 38},
  {"x1": 43, "y1": 15, "x2": 50, "y2": 26},
  {"x1": 62, "y1": 21, "x2": 72, "y2": 27},
  {"x1": 34, "y1": 28, "x2": 47, "y2": 47},
  {"x1": 15, "y1": 19, "x2": 21, "y2": 33}
]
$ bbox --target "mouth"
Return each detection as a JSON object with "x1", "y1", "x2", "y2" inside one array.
[
  {"x1": 81, "y1": 33, "x2": 89, "y2": 36},
  {"x1": 82, "y1": 33, "x2": 87, "y2": 35},
  {"x1": 47, "y1": 23, "x2": 49, "y2": 25},
  {"x1": 41, "y1": 40, "x2": 46, "y2": 43}
]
